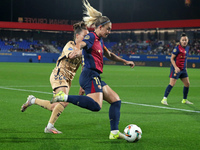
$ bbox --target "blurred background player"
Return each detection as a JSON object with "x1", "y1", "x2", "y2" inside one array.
[
  {"x1": 21, "y1": 21, "x2": 89, "y2": 133},
  {"x1": 38, "y1": 54, "x2": 41, "y2": 63},
  {"x1": 51, "y1": 0, "x2": 135, "y2": 140},
  {"x1": 161, "y1": 33, "x2": 193, "y2": 105}
]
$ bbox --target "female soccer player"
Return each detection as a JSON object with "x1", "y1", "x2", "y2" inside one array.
[
  {"x1": 51, "y1": 0, "x2": 135, "y2": 139},
  {"x1": 161, "y1": 33, "x2": 193, "y2": 105},
  {"x1": 21, "y1": 21, "x2": 89, "y2": 134}
]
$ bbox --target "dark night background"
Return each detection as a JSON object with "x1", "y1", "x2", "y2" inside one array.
[{"x1": 0, "y1": 0, "x2": 200, "y2": 23}]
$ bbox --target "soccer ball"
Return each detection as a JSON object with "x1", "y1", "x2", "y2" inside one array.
[{"x1": 124, "y1": 124, "x2": 142, "y2": 142}]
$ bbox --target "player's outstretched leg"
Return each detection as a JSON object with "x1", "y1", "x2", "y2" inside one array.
[
  {"x1": 51, "y1": 91, "x2": 101, "y2": 111},
  {"x1": 21, "y1": 95, "x2": 53, "y2": 112},
  {"x1": 51, "y1": 91, "x2": 67, "y2": 103},
  {"x1": 21, "y1": 95, "x2": 36, "y2": 112}
]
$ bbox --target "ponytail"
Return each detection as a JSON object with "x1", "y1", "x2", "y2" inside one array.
[
  {"x1": 82, "y1": 0, "x2": 110, "y2": 28},
  {"x1": 73, "y1": 21, "x2": 87, "y2": 40}
]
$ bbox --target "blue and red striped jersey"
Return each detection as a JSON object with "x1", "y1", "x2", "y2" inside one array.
[
  {"x1": 172, "y1": 45, "x2": 189, "y2": 70},
  {"x1": 82, "y1": 32, "x2": 104, "y2": 73}
]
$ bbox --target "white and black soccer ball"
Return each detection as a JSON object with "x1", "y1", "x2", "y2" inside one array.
[{"x1": 124, "y1": 124, "x2": 142, "y2": 142}]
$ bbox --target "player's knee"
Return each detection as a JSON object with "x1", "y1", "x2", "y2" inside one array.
[
  {"x1": 114, "y1": 95, "x2": 120, "y2": 101},
  {"x1": 50, "y1": 104, "x2": 55, "y2": 111},
  {"x1": 110, "y1": 95, "x2": 120, "y2": 103},
  {"x1": 92, "y1": 103, "x2": 101, "y2": 112},
  {"x1": 185, "y1": 82, "x2": 190, "y2": 87},
  {"x1": 111, "y1": 100, "x2": 121, "y2": 107},
  {"x1": 61, "y1": 102, "x2": 68, "y2": 108}
]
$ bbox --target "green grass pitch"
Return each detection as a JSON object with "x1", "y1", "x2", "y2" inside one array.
[{"x1": 0, "y1": 62, "x2": 200, "y2": 150}]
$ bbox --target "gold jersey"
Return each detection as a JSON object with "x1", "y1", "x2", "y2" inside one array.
[{"x1": 52, "y1": 41, "x2": 82, "y2": 81}]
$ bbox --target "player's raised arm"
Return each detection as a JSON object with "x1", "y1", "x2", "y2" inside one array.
[
  {"x1": 103, "y1": 46, "x2": 135, "y2": 68},
  {"x1": 69, "y1": 41, "x2": 87, "y2": 59}
]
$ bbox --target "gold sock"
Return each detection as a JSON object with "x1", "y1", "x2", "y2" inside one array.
[
  {"x1": 35, "y1": 98, "x2": 52, "y2": 111},
  {"x1": 49, "y1": 103, "x2": 65, "y2": 125}
]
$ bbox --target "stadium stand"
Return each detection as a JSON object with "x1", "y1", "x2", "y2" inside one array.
[
  {"x1": 0, "y1": 37, "x2": 55, "y2": 53},
  {"x1": 0, "y1": 31, "x2": 199, "y2": 56}
]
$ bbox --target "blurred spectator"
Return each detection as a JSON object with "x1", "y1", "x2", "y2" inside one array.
[
  {"x1": 0, "y1": 37, "x2": 51, "y2": 53},
  {"x1": 38, "y1": 55, "x2": 41, "y2": 63},
  {"x1": 0, "y1": 36, "x2": 199, "y2": 56},
  {"x1": 109, "y1": 38, "x2": 200, "y2": 56}
]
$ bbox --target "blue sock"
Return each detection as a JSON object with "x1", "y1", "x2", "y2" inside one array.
[
  {"x1": 67, "y1": 95, "x2": 101, "y2": 112},
  {"x1": 109, "y1": 100, "x2": 121, "y2": 131},
  {"x1": 183, "y1": 86, "x2": 189, "y2": 99},
  {"x1": 164, "y1": 85, "x2": 173, "y2": 98}
]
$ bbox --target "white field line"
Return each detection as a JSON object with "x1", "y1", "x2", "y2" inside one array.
[
  {"x1": 0, "y1": 86, "x2": 52, "y2": 95},
  {"x1": 0, "y1": 86, "x2": 199, "y2": 113},
  {"x1": 122, "y1": 101, "x2": 200, "y2": 113},
  {"x1": 2, "y1": 85, "x2": 200, "y2": 88}
]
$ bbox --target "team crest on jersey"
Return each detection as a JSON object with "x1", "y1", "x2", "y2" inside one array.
[
  {"x1": 98, "y1": 85, "x2": 101, "y2": 89},
  {"x1": 84, "y1": 35, "x2": 90, "y2": 40},
  {"x1": 173, "y1": 49, "x2": 177, "y2": 53},
  {"x1": 68, "y1": 47, "x2": 73, "y2": 51}
]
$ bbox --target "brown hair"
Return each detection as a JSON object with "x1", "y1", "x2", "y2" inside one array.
[
  {"x1": 180, "y1": 33, "x2": 187, "y2": 38},
  {"x1": 73, "y1": 21, "x2": 87, "y2": 40},
  {"x1": 82, "y1": 0, "x2": 110, "y2": 28}
]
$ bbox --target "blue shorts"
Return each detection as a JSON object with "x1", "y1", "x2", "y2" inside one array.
[
  {"x1": 169, "y1": 68, "x2": 188, "y2": 79},
  {"x1": 79, "y1": 68, "x2": 107, "y2": 95}
]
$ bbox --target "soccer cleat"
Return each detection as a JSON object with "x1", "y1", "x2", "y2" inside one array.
[
  {"x1": 51, "y1": 91, "x2": 65, "y2": 103},
  {"x1": 21, "y1": 95, "x2": 36, "y2": 112},
  {"x1": 109, "y1": 131, "x2": 125, "y2": 140},
  {"x1": 44, "y1": 127, "x2": 62, "y2": 134},
  {"x1": 161, "y1": 98, "x2": 168, "y2": 105},
  {"x1": 182, "y1": 99, "x2": 193, "y2": 104}
]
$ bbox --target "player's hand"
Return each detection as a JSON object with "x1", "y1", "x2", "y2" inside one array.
[
  {"x1": 79, "y1": 87, "x2": 85, "y2": 95},
  {"x1": 125, "y1": 61, "x2": 135, "y2": 68},
  {"x1": 69, "y1": 50, "x2": 82, "y2": 59},
  {"x1": 175, "y1": 67, "x2": 180, "y2": 73}
]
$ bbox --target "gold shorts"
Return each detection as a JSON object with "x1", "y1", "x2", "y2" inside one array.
[{"x1": 50, "y1": 71, "x2": 71, "y2": 91}]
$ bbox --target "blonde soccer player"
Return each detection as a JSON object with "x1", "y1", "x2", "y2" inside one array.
[
  {"x1": 51, "y1": 0, "x2": 135, "y2": 139},
  {"x1": 161, "y1": 33, "x2": 193, "y2": 105},
  {"x1": 21, "y1": 21, "x2": 89, "y2": 133}
]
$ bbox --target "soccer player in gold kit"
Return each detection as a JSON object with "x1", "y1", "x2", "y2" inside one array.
[{"x1": 21, "y1": 21, "x2": 89, "y2": 134}]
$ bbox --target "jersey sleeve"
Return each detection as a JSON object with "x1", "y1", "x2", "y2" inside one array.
[
  {"x1": 62, "y1": 42, "x2": 74, "y2": 58},
  {"x1": 172, "y1": 46, "x2": 179, "y2": 56},
  {"x1": 82, "y1": 32, "x2": 95, "y2": 51},
  {"x1": 185, "y1": 46, "x2": 189, "y2": 55}
]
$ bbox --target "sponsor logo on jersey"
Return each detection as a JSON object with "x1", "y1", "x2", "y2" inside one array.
[
  {"x1": 96, "y1": 50, "x2": 101, "y2": 53},
  {"x1": 68, "y1": 47, "x2": 73, "y2": 51}
]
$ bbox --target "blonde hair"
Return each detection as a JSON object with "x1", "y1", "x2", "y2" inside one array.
[{"x1": 82, "y1": 0, "x2": 110, "y2": 28}]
